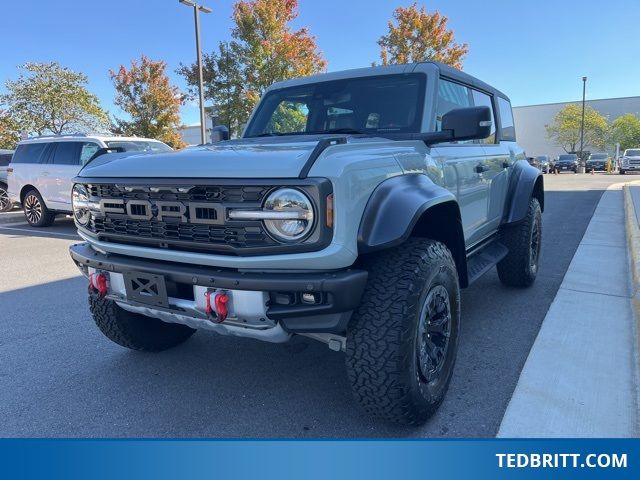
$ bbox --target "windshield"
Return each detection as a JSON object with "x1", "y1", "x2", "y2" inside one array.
[
  {"x1": 106, "y1": 140, "x2": 172, "y2": 153},
  {"x1": 244, "y1": 74, "x2": 426, "y2": 137},
  {"x1": 558, "y1": 154, "x2": 577, "y2": 161},
  {"x1": 589, "y1": 154, "x2": 607, "y2": 160},
  {"x1": 625, "y1": 149, "x2": 640, "y2": 156}
]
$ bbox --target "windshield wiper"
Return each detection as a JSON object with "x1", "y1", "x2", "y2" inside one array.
[{"x1": 310, "y1": 128, "x2": 368, "y2": 135}]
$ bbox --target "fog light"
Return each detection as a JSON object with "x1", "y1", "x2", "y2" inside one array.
[{"x1": 301, "y1": 292, "x2": 320, "y2": 304}]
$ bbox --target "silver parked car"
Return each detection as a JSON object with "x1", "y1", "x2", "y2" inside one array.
[{"x1": 7, "y1": 134, "x2": 172, "y2": 226}]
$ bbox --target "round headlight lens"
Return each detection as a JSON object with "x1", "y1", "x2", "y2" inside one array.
[
  {"x1": 263, "y1": 188, "x2": 314, "y2": 242},
  {"x1": 72, "y1": 184, "x2": 90, "y2": 226}
]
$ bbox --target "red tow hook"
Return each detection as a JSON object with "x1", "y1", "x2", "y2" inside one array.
[
  {"x1": 205, "y1": 290, "x2": 230, "y2": 323},
  {"x1": 89, "y1": 272, "x2": 108, "y2": 298}
]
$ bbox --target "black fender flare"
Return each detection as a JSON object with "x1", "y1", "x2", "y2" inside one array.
[
  {"x1": 358, "y1": 174, "x2": 457, "y2": 253},
  {"x1": 503, "y1": 160, "x2": 544, "y2": 224}
]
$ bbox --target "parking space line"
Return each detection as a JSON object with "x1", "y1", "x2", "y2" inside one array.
[{"x1": 0, "y1": 225, "x2": 80, "y2": 239}]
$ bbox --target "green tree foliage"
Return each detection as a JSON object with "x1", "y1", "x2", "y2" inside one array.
[
  {"x1": 611, "y1": 113, "x2": 640, "y2": 151},
  {"x1": 178, "y1": 0, "x2": 326, "y2": 137},
  {"x1": 0, "y1": 110, "x2": 21, "y2": 149},
  {"x1": 378, "y1": 3, "x2": 468, "y2": 68},
  {"x1": 0, "y1": 62, "x2": 108, "y2": 136},
  {"x1": 545, "y1": 104, "x2": 609, "y2": 153},
  {"x1": 110, "y1": 56, "x2": 186, "y2": 149}
]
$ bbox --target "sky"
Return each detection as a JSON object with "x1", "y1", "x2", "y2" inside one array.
[{"x1": 1, "y1": 0, "x2": 639, "y2": 126}]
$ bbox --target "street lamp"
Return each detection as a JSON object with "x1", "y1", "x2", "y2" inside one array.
[
  {"x1": 579, "y1": 76, "x2": 587, "y2": 169},
  {"x1": 179, "y1": 0, "x2": 212, "y2": 145}
]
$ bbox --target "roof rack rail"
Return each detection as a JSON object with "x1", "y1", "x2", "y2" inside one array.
[{"x1": 26, "y1": 133, "x2": 89, "y2": 140}]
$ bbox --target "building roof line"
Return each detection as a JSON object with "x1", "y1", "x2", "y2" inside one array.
[{"x1": 513, "y1": 95, "x2": 640, "y2": 109}]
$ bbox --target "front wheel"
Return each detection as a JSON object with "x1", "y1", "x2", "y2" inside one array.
[
  {"x1": 22, "y1": 189, "x2": 55, "y2": 227},
  {"x1": 89, "y1": 295, "x2": 196, "y2": 352},
  {"x1": 346, "y1": 238, "x2": 460, "y2": 425},
  {"x1": 497, "y1": 197, "x2": 542, "y2": 287},
  {"x1": 0, "y1": 183, "x2": 11, "y2": 212}
]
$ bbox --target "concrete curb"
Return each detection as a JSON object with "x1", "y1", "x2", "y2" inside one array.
[
  {"x1": 623, "y1": 182, "x2": 640, "y2": 431},
  {"x1": 498, "y1": 183, "x2": 638, "y2": 437},
  {"x1": 0, "y1": 211, "x2": 25, "y2": 225}
]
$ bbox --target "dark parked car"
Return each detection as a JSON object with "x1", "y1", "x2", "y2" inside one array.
[
  {"x1": 586, "y1": 153, "x2": 609, "y2": 172},
  {"x1": 0, "y1": 149, "x2": 14, "y2": 212},
  {"x1": 555, "y1": 154, "x2": 578, "y2": 173}
]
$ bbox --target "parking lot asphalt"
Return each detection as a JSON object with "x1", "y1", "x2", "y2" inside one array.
[{"x1": 0, "y1": 173, "x2": 628, "y2": 438}]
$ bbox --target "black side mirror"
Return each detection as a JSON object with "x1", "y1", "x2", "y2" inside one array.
[
  {"x1": 441, "y1": 106, "x2": 492, "y2": 142},
  {"x1": 210, "y1": 125, "x2": 230, "y2": 142}
]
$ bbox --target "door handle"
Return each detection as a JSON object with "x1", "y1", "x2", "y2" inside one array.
[
  {"x1": 475, "y1": 164, "x2": 489, "y2": 173},
  {"x1": 41, "y1": 171, "x2": 50, "y2": 176}
]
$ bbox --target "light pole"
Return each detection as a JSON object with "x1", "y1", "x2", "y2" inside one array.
[
  {"x1": 579, "y1": 76, "x2": 587, "y2": 169},
  {"x1": 179, "y1": 0, "x2": 212, "y2": 145}
]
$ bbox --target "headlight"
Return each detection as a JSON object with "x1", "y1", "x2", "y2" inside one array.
[
  {"x1": 263, "y1": 188, "x2": 314, "y2": 242},
  {"x1": 72, "y1": 184, "x2": 90, "y2": 226}
]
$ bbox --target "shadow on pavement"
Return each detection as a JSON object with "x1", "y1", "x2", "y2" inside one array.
[{"x1": 0, "y1": 188, "x2": 613, "y2": 438}]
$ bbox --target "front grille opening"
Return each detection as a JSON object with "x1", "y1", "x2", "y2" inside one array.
[{"x1": 166, "y1": 279, "x2": 195, "y2": 301}]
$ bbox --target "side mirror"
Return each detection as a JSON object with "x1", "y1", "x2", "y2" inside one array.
[
  {"x1": 441, "y1": 106, "x2": 492, "y2": 142},
  {"x1": 210, "y1": 125, "x2": 230, "y2": 142},
  {"x1": 86, "y1": 146, "x2": 125, "y2": 164}
]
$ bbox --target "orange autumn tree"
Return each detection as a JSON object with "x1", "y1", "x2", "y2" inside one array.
[
  {"x1": 378, "y1": 3, "x2": 468, "y2": 69},
  {"x1": 110, "y1": 56, "x2": 186, "y2": 148}
]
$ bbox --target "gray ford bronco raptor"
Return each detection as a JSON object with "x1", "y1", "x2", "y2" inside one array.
[{"x1": 69, "y1": 62, "x2": 543, "y2": 425}]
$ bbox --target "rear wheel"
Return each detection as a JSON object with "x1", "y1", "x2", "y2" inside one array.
[
  {"x1": 0, "y1": 183, "x2": 11, "y2": 212},
  {"x1": 497, "y1": 197, "x2": 542, "y2": 287},
  {"x1": 89, "y1": 295, "x2": 196, "y2": 352},
  {"x1": 620, "y1": 170, "x2": 626, "y2": 175},
  {"x1": 346, "y1": 238, "x2": 460, "y2": 425},
  {"x1": 22, "y1": 189, "x2": 55, "y2": 227}
]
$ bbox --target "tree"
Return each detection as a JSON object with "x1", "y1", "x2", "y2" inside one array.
[
  {"x1": 178, "y1": 0, "x2": 326, "y2": 137},
  {"x1": 110, "y1": 56, "x2": 186, "y2": 149},
  {"x1": 377, "y1": 3, "x2": 468, "y2": 68},
  {"x1": 545, "y1": 104, "x2": 609, "y2": 153},
  {"x1": 177, "y1": 42, "x2": 250, "y2": 137},
  {"x1": 0, "y1": 62, "x2": 108, "y2": 136},
  {"x1": 611, "y1": 113, "x2": 640, "y2": 151},
  {"x1": 0, "y1": 110, "x2": 21, "y2": 149}
]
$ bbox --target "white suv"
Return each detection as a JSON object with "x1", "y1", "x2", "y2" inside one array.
[{"x1": 7, "y1": 134, "x2": 172, "y2": 226}]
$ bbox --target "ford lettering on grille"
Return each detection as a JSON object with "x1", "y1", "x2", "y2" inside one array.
[{"x1": 99, "y1": 199, "x2": 224, "y2": 225}]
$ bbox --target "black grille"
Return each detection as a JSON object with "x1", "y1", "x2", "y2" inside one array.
[
  {"x1": 82, "y1": 183, "x2": 278, "y2": 254},
  {"x1": 87, "y1": 184, "x2": 270, "y2": 203}
]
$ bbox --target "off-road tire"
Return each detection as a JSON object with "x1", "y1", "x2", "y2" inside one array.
[
  {"x1": 497, "y1": 197, "x2": 542, "y2": 287},
  {"x1": 0, "y1": 183, "x2": 11, "y2": 212},
  {"x1": 346, "y1": 238, "x2": 460, "y2": 425},
  {"x1": 89, "y1": 295, "x2": 196, "y2": 352},
  {"x1": 22, "y1": 189, "x2": 55, "y2": 227}
]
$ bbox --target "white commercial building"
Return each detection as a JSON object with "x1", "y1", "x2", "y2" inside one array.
[{"x1": 513, "y1": 96, "x2": 640, "y2": 158}]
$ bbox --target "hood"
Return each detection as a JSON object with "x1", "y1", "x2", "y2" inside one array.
[{"x1": 78, "y1": 138, "x2": 322, "y2": 179}]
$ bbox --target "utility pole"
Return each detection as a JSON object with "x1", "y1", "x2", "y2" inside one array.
[
  {"x1": 579, "y1": 76, "x2": 587, "y2": 169},
  {"x1": 179, "y1": 0, "x2": 212, "y2": 144}
]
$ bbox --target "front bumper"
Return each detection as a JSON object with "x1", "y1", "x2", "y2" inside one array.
[{"x1": 70, "y1": 242, "x2": 367, "y2": 335}]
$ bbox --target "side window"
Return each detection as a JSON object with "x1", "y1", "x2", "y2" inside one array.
[
  {"x1": 0, "y1": 154, "x2": 12, "y2": 167},
  {"x1": 436, "y1": 78, "x2": 472, "y2": 131},
  {"x1": 51, "y1": 142, "x2": 81, "y2": 165},
  {"x1": 497, "y1": 97, "x2": 516, "y2": 141},
  {"x1": 11, "y1": 143, "x2": 48, "y2": 164},
  {"x1": 79, "y1": 142, "x2": 100, "y2": 164},
  {"x1": 471, "y1": 90, "x2": 496, "y2": 144}
]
